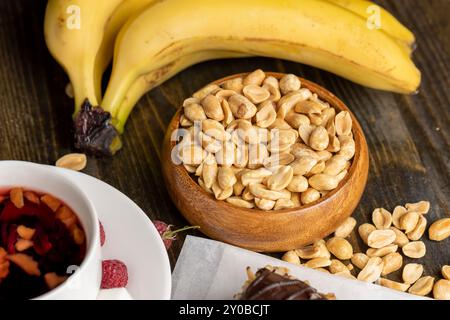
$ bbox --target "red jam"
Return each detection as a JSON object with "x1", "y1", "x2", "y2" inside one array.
[{"x1": 0, "y1": 188, "x2": 86, "y2": 300}]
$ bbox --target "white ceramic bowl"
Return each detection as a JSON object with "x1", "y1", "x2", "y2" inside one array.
[{"x1": 0, "y1": 161, "x2": 101, "y2": 300}]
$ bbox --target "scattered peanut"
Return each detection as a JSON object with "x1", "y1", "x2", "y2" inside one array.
[
  {"x1": 372, "y1": 208, "x2": 392, "y2": 229},
  {"x1": 357, "y1": 257, "x2": 384, "y2": 283},
  {"x1": 367, "y1": 229, "x2": 396, "y2": 249},
  {"x1": 381, "y1": 252, "x2": 403, "y2": 276},
  {"x1": 334, "y1": 217, "x2": 357, "y2": 238},
  {"x1": 392, "y1": 206, "x2": 407, "y2": 229},
  {"x1": 351, "y1": 253, "x2": 369, "y2": 270},
  {"x1": 428, "y1": 218, "x2": 450, "y2": 241},
  {"x1": 442, "y1": 265, "x2": 450, "y2": 280},
  {"x1": 433, "y1": 279, "x2": 450, "y2": 300},
  {"x1": 304, "y1": 257, "x2": 332, "y2": 269},
  {"x1": 366, "y1": 244, "x2": 398, "y2": 258},
  {"x1": 408, "y1": 276, "x2": 434, "y2": 296},
  {"x1": 402, "y1": 263, "x2": 424, "y2": 284},
  {"x1": 390, "y1": 227, "x2": 410, "y2": 247},
  {"x1": 405, "y1": 201, "x2": 430, "y2": 214},
  {"x1": 400, "y1": 211, "x2": 420, "y2": 233},
  {"x1": 406, "y1": 215, "x2": 427, "y2": 240},
  {"x1": 358, "y1": 223, "x2": 376, "y2": 244},
  {"x1": 326, "y1": 237, "x2": 353, "y2": 260},
  {"x1": 402, "y1": 241, "x2": 426, "y2": 258},
  {"x1": 281, "y1": 250, "x2": 301, "y2": 265},
  {"x1": 55, "y1": 153, "x2": 87, "y2": 171},
  {"x1": 379, "y1": 278, "x2": 410, "y2": 292}
]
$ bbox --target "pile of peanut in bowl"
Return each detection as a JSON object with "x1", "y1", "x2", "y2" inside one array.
[{"x1": 172, "y1": 70, "x2": 355, "y2": 211}]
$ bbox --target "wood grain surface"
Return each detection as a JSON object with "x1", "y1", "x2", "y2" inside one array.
[{"x1": 0, "y1": 0, "x2": 448, "y2": 286}]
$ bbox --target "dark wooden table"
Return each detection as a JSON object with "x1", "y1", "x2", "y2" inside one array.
[{"x1": 0, "y1": 0, "x2": 448, "y2": 286}]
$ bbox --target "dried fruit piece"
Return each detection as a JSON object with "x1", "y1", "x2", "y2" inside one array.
[
  {"x1": 72, "y1": 226, "x2": 85, "y2": 245},
  {"x1": 55, "y1": 153, "x2": 87, "y2": 171},
  {"x1": 281, "y1": 250, "x2": 301, "y2": 265},
  {"x1": 381, "y1": 252, "x2": 403, "y2": 276},
  {"x1": 44, "y1": 272, "x2": 68, "y2": 290},
  {"x1": 402, "y1": 263, "x2": 424, "y2": 284},
  {"x1": 10, "y1": 188, "x2": 24, "y2": 209},
  {"x1": 41, "y1": 194, "x2": 62, "y2": 212},
  {"x1": 372, "y1": 208, "x2": 392, "y2": 230},
  {"x1": 357, "y1": 257, "x2": 384, "y2": 283},
  {"x1": 101, "y1": 260, "x2": 129, "y2": 289},
  {"x1": 433, "y1": 279, "x2": 450, "y2": 300},
  {"x1": 326, "y1": 237, "x2": 353, "y2": 260},
  {"x1": 367, "y1": 229, "x2": 396, "y2": 249},
  {"x1": 334, "y1": 217, "x2": 357, "y2": 238},
  {"x1": 7, "y1": 253, "x2": 40, "y2": 276},
  {"x1": 379, "y1": 278, "x2": 410, "y2": 292},
  {"x1": 408, "y1": 276, "x2": 434, "y2": 296},
  {"x1": 405, "y1": 201, "x2": 430, "y2": 214},
  {"x1": 402, "y1": 241, "x2": 426, "y2": 258},
  {"x1": 17, "y1": 225, "x2": 35, "y2": 241},
  {"x1": 428, "y1": 218, "x2": 450, "y2": 241},
  {"x1": 15, "y1": 239, "x2": 33, "y2": 252},
  {"x1": 24, "y1": 191, "x2": 40, "y2": 204}
]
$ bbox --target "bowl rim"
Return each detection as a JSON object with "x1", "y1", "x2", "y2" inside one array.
[{"x1": 168, "y1": 72, "x2": 367, "y2": 216}]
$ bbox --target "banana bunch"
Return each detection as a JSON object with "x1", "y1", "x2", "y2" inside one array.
[{"x1": 44, "y1": 0, "x2": 420, "y2": 156}]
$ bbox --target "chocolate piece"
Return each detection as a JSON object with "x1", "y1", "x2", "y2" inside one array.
[{"x1": 240, "y1": 268, "x2": 327, "y2": 300}]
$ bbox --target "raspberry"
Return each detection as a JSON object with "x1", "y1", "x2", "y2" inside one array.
[
  {"x1": 153, "y1": 220, "x2": 200, "y2": 250},
  {"x1": 101, "y1": 260, "x2": 128, "y2": 289},
  {"x1": 99, "y1": 220, "x2": 105, "y2": 247}
]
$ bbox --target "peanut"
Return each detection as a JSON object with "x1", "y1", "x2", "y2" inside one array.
[
  {"x1": 334, "y1": 217, "x2": 357, "y2": 238},
  {"x1": 402, "y1": 241, "x2": 426, "y2": 258},
  {"x1": 402, "y1": 263, "x2": 424, "y2": 284},
  {"x1": 433, "y1": 279, "x2": 450, "y2": 300},
  {"x1": 326, "y1": 237, "x2": 353, "y2": 260},
  {"x1": 408, "y1": 276, "x2": 434, "y2": 296},
  {"x1": 55, "y1": 153, "x2": 87, "y2": 171},
  {"x1": 428, "y1": 218, "x2": 450, "y2": 241}
]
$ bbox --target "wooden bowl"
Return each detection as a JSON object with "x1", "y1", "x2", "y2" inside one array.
[{"x1": 162, "y1": 73, "x2": 369, "y2": 252}]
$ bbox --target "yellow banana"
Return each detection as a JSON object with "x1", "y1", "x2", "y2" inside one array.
[
  {"x1": 115, "y1": 50, "x2": 250, "y2": 133},
  {"x1": 44, "y1": 0, "x2": 124, "y2": 112},
  {"x1": 94, "y1": 0, "x2": 159, "y2": 100},
  {"x1": 325, "y1": 0, "x2": 415, "y2": 45},
  {"x1": 102, "y1": 0, "x2": 420, "y2": 130}
]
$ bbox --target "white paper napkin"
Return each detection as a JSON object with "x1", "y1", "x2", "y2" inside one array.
[{"x1": 172, "y1": 236, "x2": 428, "y2": 300}]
